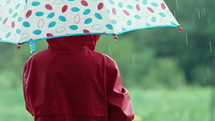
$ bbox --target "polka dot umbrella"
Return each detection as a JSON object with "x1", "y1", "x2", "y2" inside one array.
[{"x1": 0, "y1": 0, "x2": 181, "y2": 52}]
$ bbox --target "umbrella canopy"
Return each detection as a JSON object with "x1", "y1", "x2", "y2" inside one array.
[{"x1": 0, "y1": 0, "x2": 181, "y2": 51}]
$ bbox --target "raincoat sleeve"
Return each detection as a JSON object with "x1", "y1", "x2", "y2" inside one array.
[
  {"x1": 22, "y1": 58, "x2": 33, "y2": 115},
  {"x1": 106, "y1": 60, "x2": 134, "y2": 121}
]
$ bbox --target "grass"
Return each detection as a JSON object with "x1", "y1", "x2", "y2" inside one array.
[
  {"x1": 0, "y1": 87, "x2": 212, "y2": 121},
  {"x1": 130, "y1": 87, "x2": 212, "y2": 121}
]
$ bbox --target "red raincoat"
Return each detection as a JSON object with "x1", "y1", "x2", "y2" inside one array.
[{"x1": 23, "y1": 35, "x2": 134, "y2": 121}]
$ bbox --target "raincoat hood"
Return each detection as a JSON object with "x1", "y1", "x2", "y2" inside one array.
[
  {"x1": 24, "y1": 34, "x2": 134, "y2": 120},
  {"x1": 46, "y1": 35, "x2": 101, "y2": 51}
]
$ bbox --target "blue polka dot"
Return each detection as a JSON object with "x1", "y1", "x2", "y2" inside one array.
[
  {"x1": 31, "y1": 1, "x2": 40, "y2": 6},
  {"x1": 127, "y1": 20, "x2": 132, "y2": 26},
  {"x1": 95, "y1": 13, "x2": 102, "y2": 19},
  {"x1": 108, "y1": 0, "x2": 114, "y2": 4},
  {"x1": 16, "y1": 29, "x2": 21, "y2": 34},
  {"x1": 151, "y1": 17, "x2": 156, "y2": 22},
  {"x1": 127, "y1": 5, "x2": 133, "y2": 9},
  {"x1": 84, "y1": 18, "x2": 92, "y2": 24},
  {"x1": 33, "y1": 30, "x2": 42, "y2": 35},
  {"x1": 106, "y1": 24, "x2": 113, "y2": 30},
  {"x1": 18, "y1": 17, "x2": 23, "y2": 22},
  {"x1": 122, "y1": 27, "x2": 127, "y2": 31},
  {"x1": 146, "y1": 23, "x2": 151, "y2": 26},
  {"x1": 6, "y1": 0, "x2": 11, "y2": 4},
  {"x1": 15, "y1": 3, "x2": 21, "y2": 9},
  {"x1": 13, "y1": 13, "x2": 18, "y2": 18},
  {"x1": 134, "y1": 15, "x2": 141, "y2": 19},
  {"x1": 151, "y1": 2, "x2": 158, "y2": 7},
  {"x1": 9, "y1": 8, "x2": 13, "y2": 14},
  {"x1": 159, "y1": 13, "x2": 166, "y2": 17},
  {"x1": 142, "y1": 0, "x2": 148, "y2": 5},
  {"x1": 47, "y1": 12, "x2": 55, "y2": 19},
  {"x1": 71, "y1": 7, "x2": 80, "y2": 12},
  {"x1": 48, "y1": 21, "x2": 56, "y2": 28},
  {"x1": 35, "y1": 12, "x2": 44, "y2": 16},
  {"x1": 59, "y1": 16, "x2": 66, "y2": 22},
  {"x1": 5, "y1": 32, "x2": 11, "y2": 38},
  {"x1": 69, "y1": 25, "x2": 78, "y2": 30},
  {"x1": 111, "y1": 20, "x2": 117, "y2": 24},
  {"x1": 171, "y1": 22, "x2": 177, "y2": 26},
  {"x1": 118, "y1": 2, "x2": 123, "y2": 7},
  {"x1": 23, "y1": 22, "x2": 30, "y2": 27},
  {"x1": 83, "y1": 9, "x2": 91, "y2": 15}
]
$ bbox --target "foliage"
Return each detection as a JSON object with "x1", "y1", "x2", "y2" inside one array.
[
  {"x1": 0, "y1": 0, "x2": 215, "y2": 89},
  {"x1": 130, "y1": 87, "x2": 211, "y2": 121},
  {"x1": 0, "y1": 87, "x2": 211, "y2": 121}
]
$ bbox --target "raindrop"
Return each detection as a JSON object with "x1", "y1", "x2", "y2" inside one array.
[
  {"x1": 203, "y1": 8, "x2": 206, "y2": 16},
  {"x1": 209, "y1": 41, "x2": 212, "y2": 52},
  {"x1": 132, "y1": 53, "x2": 136, "y2": 67},
  {"x1": 185, "y1": 33, "x2": 188, "y2": 45},
  {"x1": 173, "y1": 10, "x2": 177, "y2": 18},
  {"x1": 200, "y1": 8, "x2": 206, "y2": 20},
  {"x1": 175, "y1": 0, "x2": 179, "y2": 11},
  {"x1": 197, "y1": 10, "x2": 201, "y2": 20},
  {"x1": 108, "y1": 45, "x2": 112, "y2": 55}
]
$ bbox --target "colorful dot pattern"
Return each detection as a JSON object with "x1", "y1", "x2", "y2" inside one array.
[{"x1": 0, "y1": 0, "x2": 180, "y2": 44}]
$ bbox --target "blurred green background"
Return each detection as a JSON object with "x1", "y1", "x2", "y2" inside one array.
[{"x1": 0, "y1": 0, "x2": 215, "y2": 121}]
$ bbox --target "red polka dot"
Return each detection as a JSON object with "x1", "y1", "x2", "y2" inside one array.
[
  {"x1": 147, "y1": 7, "x2": 154, "y2": 13},
  {"x1": 11, "y1": 21, "x2": 15, "y2": 28},
  {"x1": 123, "y1": 10, "x2": 130, "y2": 16},
  {"x1": 136, "y1": 4, "x2": 140, "y2": 11},
  {"x1": 112, "y1": 8, "x2": 116, "y2": 15},
  {"x1": 83, "y1": 29, "x2": 90, "y2": 33},
  {"x1": 98, "y1": 3, "x2": 104, "y2": 10},
  {"x1": 62, "y1": 5, "x2": 68, "y2": 13},
  {"x1": 45, "y1": 4, "x2": 53, "y2": 10},
  {"x1": 3, "y1": 17, "x2": 8, "y2": 25},
  {"x1": 47, "y1": 33, "x2": 54, "y2": 37},
  {"x1": 161, "y1": 3, "x2": 166, "y2": 10},
  {"x1": 26, "y1": 10, "x2": 32, "y2": 18},
  {"x1": 81, "y1": 0, "x2": 88, "y2": 6}
]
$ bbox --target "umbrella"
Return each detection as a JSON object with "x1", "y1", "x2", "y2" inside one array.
[{"x1": 0, "y1": 0, "x2": 181, "y2": 52}]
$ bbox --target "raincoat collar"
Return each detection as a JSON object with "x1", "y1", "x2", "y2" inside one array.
[{"x1": 46, "y1": 35, "x2": 101, "y2": 51}]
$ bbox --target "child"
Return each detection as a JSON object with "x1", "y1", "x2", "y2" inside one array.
[{"x1": 23, "y1": 35, "x2": 134, "y2": 121}]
